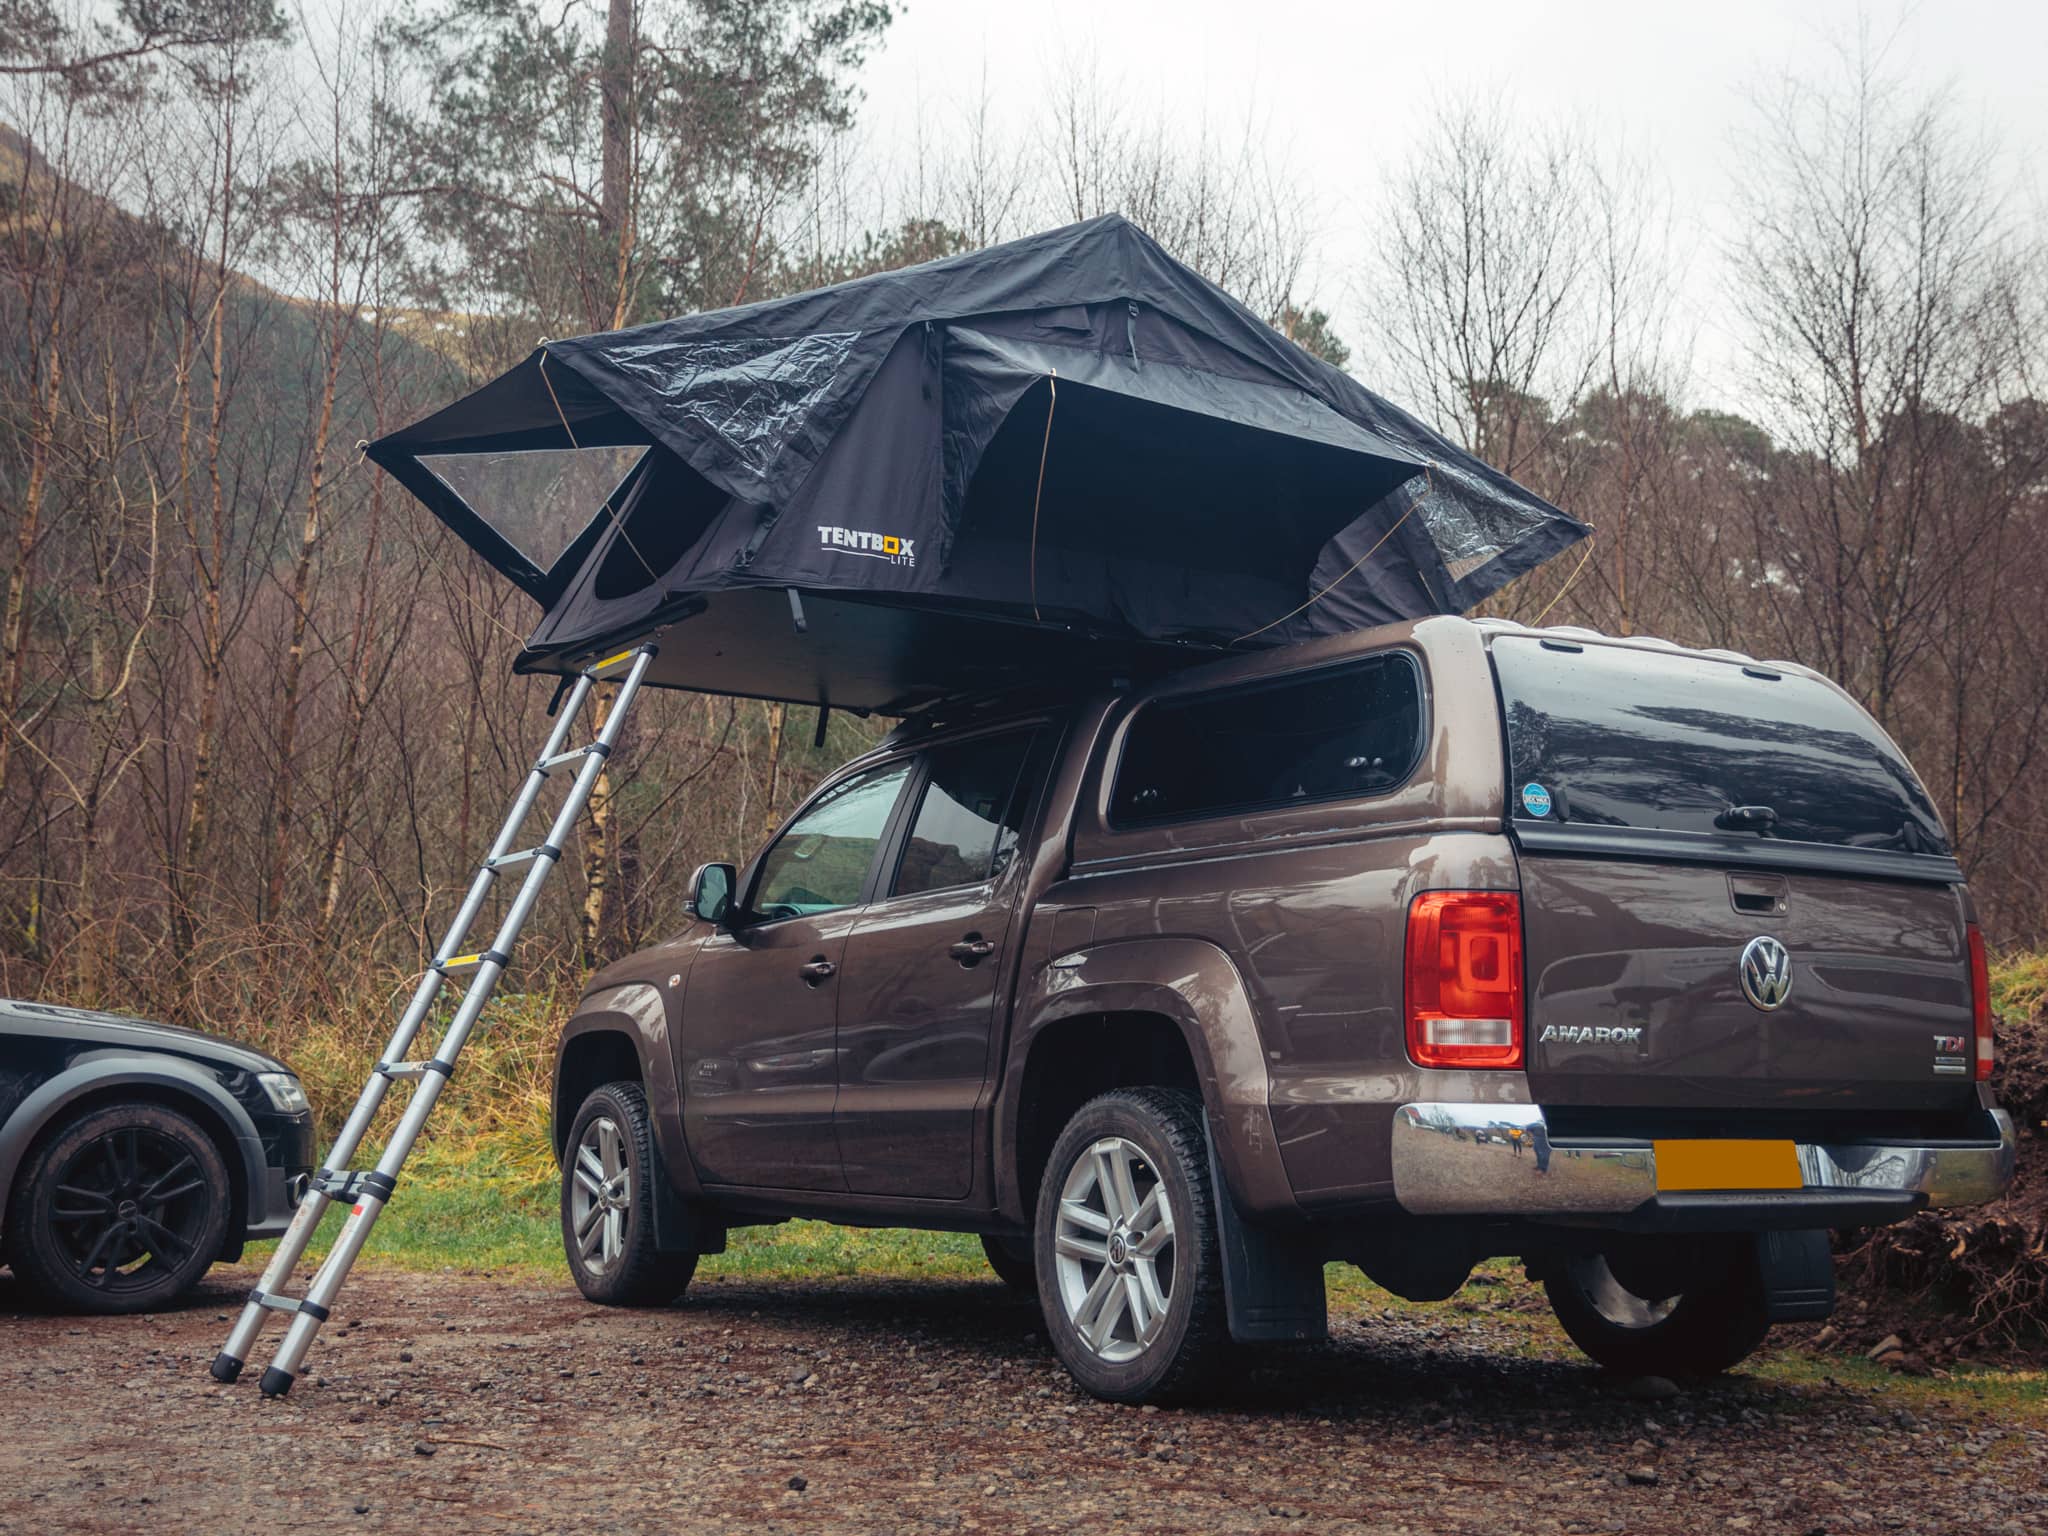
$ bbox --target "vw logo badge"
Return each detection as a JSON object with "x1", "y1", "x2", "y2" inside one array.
[{"x1": 1739, "y1": 935, "x2": 1793, "y2": 1011}]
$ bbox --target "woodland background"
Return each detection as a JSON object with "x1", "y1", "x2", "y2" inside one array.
[{"x1": 3, "y1": 0, "x2": 2045, "y2": 1030}]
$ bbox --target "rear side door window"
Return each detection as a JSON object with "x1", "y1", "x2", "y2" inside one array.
[
  {"x1": 892, "y1": 731, "x2": 1040, "y2": 897},
  {"x1": 1111, "y1": 652, "x2": 1424, "y2": 826}
]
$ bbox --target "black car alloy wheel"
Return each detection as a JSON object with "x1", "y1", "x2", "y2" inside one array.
[{"x1": 7, "y1": 1103, "x2": 230, "y2": 1313}]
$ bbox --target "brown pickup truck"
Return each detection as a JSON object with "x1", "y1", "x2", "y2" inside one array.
[{"x1": 549, "y1": 615, "x2": 2015, "y2": 1403}]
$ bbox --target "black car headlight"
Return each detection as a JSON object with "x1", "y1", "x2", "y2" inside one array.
[{"x1": 255, "y1": 1071, "x2": 311, "y2": 1115}]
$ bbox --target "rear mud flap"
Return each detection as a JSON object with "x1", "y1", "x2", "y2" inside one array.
[
  {"x1": 1205, "y1": 1125, "x2": 1327, "y2": 1344},
  {"x1": 1756, "y1": 1229, "x2": 1835, "y2": 1322}
]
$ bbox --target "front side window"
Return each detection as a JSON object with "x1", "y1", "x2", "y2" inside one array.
[
  {"x1": 892, "y1": 732, "x2": 1039, "y2": 897},
  {"x1": 1111, "y1": 653, "x2": 1425, "y2": 826},
  {"x1": 752, "y1": 760, "x2": 913, "y2": 919}
]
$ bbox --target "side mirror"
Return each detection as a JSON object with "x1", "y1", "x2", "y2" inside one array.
[{"x1": 687, "y1": 862, "x2": 736, "y2": 925}]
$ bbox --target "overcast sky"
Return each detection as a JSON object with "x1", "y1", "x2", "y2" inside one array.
[{"x1": 850, "y1": 0, "x2": 2048, "y2": 415}]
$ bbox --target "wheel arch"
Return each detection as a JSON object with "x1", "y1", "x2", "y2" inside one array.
[
  {"x1": 994, "y1": 936, "x2": 1295, "y2": 1227},
  {"x1": 554, "y1": 982, "x2": 701, "y2": 1208},
  {"x1": 0, "y1": 1058, "x2": 260, "y2": 1244}
]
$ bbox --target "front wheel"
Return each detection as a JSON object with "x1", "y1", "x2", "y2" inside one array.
[
  {"x1": 561, "y1": 1081, "x2": 697, "y2": 1307},
  {"x1": 4, "y1": 1101, "x2": 231, "y2": 1314},
  {"x1": 1542, "y1": 1237, "x2": 1770, "y2": 1377},
  {"x1": 1034, "y1": 1087, "x2": 1228, "y2": 1404}
]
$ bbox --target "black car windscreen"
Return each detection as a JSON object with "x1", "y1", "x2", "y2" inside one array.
[{"x1": 1489, "y1": 637, "x2": 1949, "y2": 855}]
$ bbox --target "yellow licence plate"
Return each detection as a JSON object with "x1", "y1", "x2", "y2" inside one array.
[{"x1": 1652, "y1": 1139, "x2": 1803, "y2": 1192}]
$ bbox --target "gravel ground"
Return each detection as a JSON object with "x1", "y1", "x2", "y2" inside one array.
[{"x1": 2, "y1": 1264, "x2": 2043, "y2": 1535}]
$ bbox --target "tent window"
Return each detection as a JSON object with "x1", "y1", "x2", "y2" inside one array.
[{"x1": 420, "y1": 445, "x2": 648, "y2": 576}]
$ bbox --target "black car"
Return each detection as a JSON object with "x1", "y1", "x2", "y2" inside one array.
[{"x1": 0, "y1": 1000, "x2": 314, "y2": 1313}]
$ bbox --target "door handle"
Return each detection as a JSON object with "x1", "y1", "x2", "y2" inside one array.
[
  {"x1": 949, "y1": 936, "x2": 997, "y2": 965},
  {"x1": 798, "y1": 956, "x2": 836, "y2": 985}
]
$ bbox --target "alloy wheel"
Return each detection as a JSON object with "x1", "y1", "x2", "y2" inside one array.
[
  {"x1": 1568, "y1": 1253, "x2": 1681, "y2": 1329},
  {"x1": 46, "y1": 1125, "x2": 214, "y2": 1295},
  {"x1": 570, "y1": 1115, "x2": 632, "y2": 1275},
  {"x1": 1053, "y1": 1135, "x2": 1177, "y2": 1363}
]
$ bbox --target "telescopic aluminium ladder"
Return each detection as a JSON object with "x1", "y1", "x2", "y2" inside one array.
[{"x1": 211, "y1": 643, "x2": 658, "y2": 1396}]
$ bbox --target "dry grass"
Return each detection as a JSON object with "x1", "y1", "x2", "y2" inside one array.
[{"x1": 178, "y1": 937, "x2": 577, "y2": 1194}]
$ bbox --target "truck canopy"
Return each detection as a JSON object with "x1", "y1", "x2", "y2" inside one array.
[{"x1": 369, "y1": 216, "x2": 1587, "y2": 713}]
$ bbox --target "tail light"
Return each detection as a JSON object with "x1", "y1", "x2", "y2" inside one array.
[
  {"x1": 1406, "y1": 891, "x2": 1524, "y2": 1069},
  {"x1": 1966, "y1": 922, "x2": 1995, "y2": 1082}
]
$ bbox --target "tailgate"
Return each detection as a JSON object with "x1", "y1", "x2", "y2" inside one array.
[
  {"x1": 1492, "y1": 633, "x2": 1980, "y2": 1123},
  {"x1": 1521, "y1": 856, "x2": 1976, "y2": 1113}
]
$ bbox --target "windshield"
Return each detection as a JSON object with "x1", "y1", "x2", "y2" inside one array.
[{"x1": 1490, "y1": 636, "x2": 1949, "y2": 855}]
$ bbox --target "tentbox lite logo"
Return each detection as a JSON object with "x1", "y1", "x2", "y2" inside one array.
[{"x1": 818, "y1": 525, "x2": 917, "y2": 566}]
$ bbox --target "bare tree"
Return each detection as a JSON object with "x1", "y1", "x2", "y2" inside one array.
[{"x1": 1367, "y1": 95, "x2": 1602, "y2": 484}]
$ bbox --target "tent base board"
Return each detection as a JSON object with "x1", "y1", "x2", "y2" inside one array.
[{"x1": 512, "y1": 585, "x2": 1217, "y2": 716}]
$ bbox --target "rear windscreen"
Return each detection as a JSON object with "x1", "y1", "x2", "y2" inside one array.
[{"x1": 1490, "y1": 637, "x2": 1949, "y2": 854}]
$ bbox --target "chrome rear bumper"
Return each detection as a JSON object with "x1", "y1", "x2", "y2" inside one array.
[{"x1": 1389, "y1": 1102, "x2": 2016, "y2": 1219}]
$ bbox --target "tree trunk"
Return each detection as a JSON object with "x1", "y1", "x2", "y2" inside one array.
[
  {"x1": 579, "y1": 0, "x2": 637, "y2": 961},
  {"x1": 580, "y1": 685, "x2": 617, "y2": 965},
  {"x1": 269, "y1": 133, "x2": 355, "y2": 919},
  {"x1": 762, "y1": 701, "x2": 786, "y2": 834},
  {"x1": 180, "y1": 272, "x2": 230, "y2": 921},
  {"x1": 266, "y1": 478, "x2": 323, "y2": 918},
  {"x1": 0, "y1": 340, "x2": 62, "y2": 804},
  {"x1": 599, "y1": 0, "x2": 636, "y2": 330}
]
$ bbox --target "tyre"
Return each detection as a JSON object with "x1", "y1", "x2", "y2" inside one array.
[
  {"x1": 561, "y1": 1081, "x2": 697, "y2": 1307},
  {"x1": 4, "y1": 1101, "x2": 231, "y2": 1314},
  {"x1": 1033, "y1": 1087, "x2": 1228, "y2": 1404},
  {"x1": 980, "y1": 1233, "x2": 1036, "y2": 1294},
  {"x1": 1542, "y1": 1237, "x2": 1771, "y2": 1377}
]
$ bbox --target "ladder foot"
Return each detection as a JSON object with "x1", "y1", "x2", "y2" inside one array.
[
  {"x1": 258, "y1": 1366, "x2": 295, "y2": 1398},
  {"x1": 209, "y1": 1352, "x2": 244, "y2": 1384}
]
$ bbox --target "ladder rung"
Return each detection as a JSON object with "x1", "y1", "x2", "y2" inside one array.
[
  {"x1": 310, "y1": 1168, "x2": 399, "y2": 1204},
  {"x1": 586, "y1": 645, "x2": 648, "y2": 678},
  {"x1": 484, "y1": 843, "x2": 561, "y2": 872},
  {"x1": 376, "y1": 1059, "x2": 451, "y2": 1081},
  {"x1": 248, "y1": 1288, "x2": 329, "y2": 1321},
  {"x1": 435, "y1": 948, "x2": 508, "y2": 974},
  {"x1": 538, "y1": 742, "x2": 609, "y2": 773}
]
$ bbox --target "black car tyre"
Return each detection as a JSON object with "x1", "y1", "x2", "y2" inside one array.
[
  {"x1": 561, "y1": 1081, "x2": 697, "y2": 1307},
  {"x1": 1542, "y1": 1238, "x2": 1771, "y2": 1378},
  {"x1": 5, "y1": 1101, "x2": 231, "y2": 1314},
  {"x1": 1034, "y1": 1087, "x2": 1228, "y2": 1404},
  {"x1": 980, "y1": 1234, "x2": 1036, "y2": 1294}
]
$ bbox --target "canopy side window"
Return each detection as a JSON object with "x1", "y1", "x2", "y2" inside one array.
[{"x1": 1111, "y1": 652, "x2": 1426, "y2": 826}]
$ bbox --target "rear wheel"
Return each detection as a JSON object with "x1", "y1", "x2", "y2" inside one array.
[
  {"x1": 1542, "y1": 1237, "x2": 1770, "y2": 1377},
  {"x1": 1034, "y1": 1087, "x2": 1228, "y2": 1404},
  {"x1": 980, "y1": 1234, "x2": 1036, "y2": 1293},
  {"x1": 561, "y1": 1082, "x2": 697, "y2": 1307},
  {"x1": 5, "y1": 1102, "x2": 231, "y2": 1314}
]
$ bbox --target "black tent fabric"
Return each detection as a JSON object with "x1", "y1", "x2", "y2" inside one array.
[{"x1": 368, "y1": 215, "x2": 1588, "y2": 713}]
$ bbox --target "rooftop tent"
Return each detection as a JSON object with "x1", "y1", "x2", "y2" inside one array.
[{"x1": 368, "y1": 215, "x2": 1588, "y2": 714}]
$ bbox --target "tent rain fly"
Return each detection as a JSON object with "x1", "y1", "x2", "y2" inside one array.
[{"x1": 369, "y1": 215, "x2": 1588, "y2": 714}]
